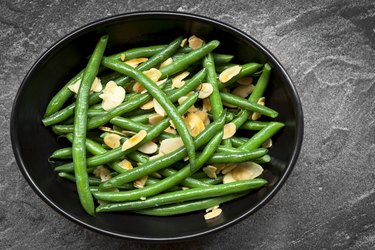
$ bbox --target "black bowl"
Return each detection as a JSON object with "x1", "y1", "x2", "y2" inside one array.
[{"x1": 11, "y1": 11, "x2": 303, "y2": 241}]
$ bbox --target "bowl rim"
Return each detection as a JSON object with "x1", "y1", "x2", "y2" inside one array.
[{"x1": 11, "y1": 10, "x2": 304, "y2": 242}]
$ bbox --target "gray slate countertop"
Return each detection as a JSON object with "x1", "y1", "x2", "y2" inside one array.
[{"x1": 1, "y1": 0, "x2": 374, "y2": 249}]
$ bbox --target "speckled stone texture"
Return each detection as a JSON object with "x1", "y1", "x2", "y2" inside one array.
[{"x1": 1, "y1": 0, "x2": 374, "y2": 249}]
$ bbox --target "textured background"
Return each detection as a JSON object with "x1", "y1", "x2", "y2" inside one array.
[{"x1": 1, "y1": 0, "x2": 375, "y2": 249}]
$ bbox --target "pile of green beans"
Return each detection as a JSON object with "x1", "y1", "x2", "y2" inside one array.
[{"x1": 44, "y1": 35, "x2": 284, "y2": 217}]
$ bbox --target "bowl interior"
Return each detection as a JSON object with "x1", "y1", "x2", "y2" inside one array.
[{"x1": 11, "y1": 12, "x2": 303, "y2": 241}]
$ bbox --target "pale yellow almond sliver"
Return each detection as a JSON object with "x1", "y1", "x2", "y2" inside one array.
[
  {"x1": 172, "y1": 71, "x2": 190, "y2": 88},
  {"x1": 134, "y1": 175, "x2": 148, "y2": 189},
  {"x1": 231, "y1": 84, "x2": 255, "y2": 98},
  {"x1": 138, "y1": 141, "x2": 158, "y2": 154},
  {"x1": 159, "y1": 137, "x2": 184, "y2": 155},
  {"x1": 103, "y1": 133, "x2": 122, "y2": 149},
  {"x1": 118, "y1": 159, "x2": 133, "y2": 170},
  {"x1": 203, "y1": 165, "x2": 217, "y2": 179},
  {"x1": 99, "y1": 81, "x2": 126, "y2": 111},
  {"x1": 140, "y1": 100, "x2": 154, "y2": 110},
  {"x1": 153, "y1": 98, "x2": 166, "y2": 116},
  {"x1": 143, "y1": 68, "x2": 161, "y2": 82},
  {"x1": 184, "y1": 112, "x2": 205, "y2": 137},
  {"x1": 262, "y1": 138, "x2": 272, "y2": 148},
  {"x1": 197, "y1": 83, "x2": 213, "y2": 99},
  {"x1": 231, "y1": 162, "x2": 263, "y2": 181},
  {"x1": 188, "y1": 35, "x2": 204, "y2": 50},
  {"x1": 237, "y1": 76, "x2": 253, "y2": 86},
  {"x1": 124, "y1": 57, "x2": 148, "y2": 68},
  {"x1": 122, "y1": 130, "x2": 147, "y2": 151},
  {"x1": 180, "y1": 38, "x2": 187, "y2": 47},
  {"x1": 160, "y1": 57, "x2": 173, "y2": 68},
  {"x1": 202, "y1": 98, "x2": 211, "y2": 112},
  {"x1": 120, "y1": 53, "x2": 126, "y2": 61},
  {"x1": 218, "y1": 65, "x2": 242, "y2": 83},
  {"x1": 148, "y1": 113, "x2": 164, "y2": 125},
  {"x1": 223, "y1": 123, "x2": 236, "y2": 139},
  {"x1": 93, "y1": 166, "x2": 111, "y2": 182},
  {"x1": 223, "y1": 171, "x2": 236, "y2": 184},
  {"x1": 204, "y1": 208, "x2": 222, "y2": 220}
]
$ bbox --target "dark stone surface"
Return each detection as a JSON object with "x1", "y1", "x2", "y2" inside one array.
[{"x1": 1, "y1": 0, "x2": 375, "y2": 249}]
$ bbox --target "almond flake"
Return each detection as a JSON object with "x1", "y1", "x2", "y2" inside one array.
[
  {"x1": 140, "y1": 197, "x2": 147, "y2": 201},
  {"x1": 133, "y1": 82, "x2": 145, "y2": 93},
  {"x1": 195, "y1": 110, "x2": 208, "y2": 124},
  {"x1": 93, "y1": 166, "x2": 111, "y2": 182},
  {"x1": 204, "y1": 208, "x2": 222, "y2": 220},
  {"x1": 206, "y1": 205, "x2": 219, "y2": 212},
  {"x1": 172, "y1": 71, "x2": 190, "y2": 88},
  {"x1": 180, "y1": 38, "x2": 187, "y2": 47},
  {"x1": 203, "y1": 165, "x2": 217, "y2": 179},
  {"x1": 231, "y1": 162, "x2": 263, "y2": 181},
  {"x1": 121, "y1": 130, "x2": 147, "y2": 151},
  {"x1": 119, "y1": 159, "x2": 133, "y2": 170},
  {"x1": 188, "y1": 35, "x2": 204, "y2": 50},
  {"x1": 184, "y1": 112, "x2": 205, "y2": 137},
  {"x1": 197, "y1": 83, "x2": 213, "y2": 99},
  {"x1": 237, "y1": 77, "x2": 253, "y2": 86},
  {"x1": 143, "y1": 68, "x2": 161, "y2": 82},
  {"x1": 251, "y1": 97, "x2": 265, "y2": 120},
  {"x1": 214, "y1": 164, "x2": 227, "y2": 174},
  {"x1": 153, "y1": 98, "x2": 167, "y2": 116},
  {"x1": 99, "y1": 81, "x2": 126, "y2": 111},
  {"x1": 134, "y1": 175, "x2": 148, "y2": 188},
  {"x1": 68, "y1": 77, "x2": 102, "y2": 94},
  {"x1": 138, "y1": 141, "x2": 158, "y2": 154},
  {"x1": 202, "y1": 98, "x2": 211, "y2": 112},
  {"x1": 120, "y1": 53, "x2": 126, "y2": 61},
  {"x1": 164, "y1": 126, "x2": 177, "y2": 134},
  {"x1": 221, "y1": 164, "x2": 237, "y2": 175},
  {"x1": 149, "y1": 153, "x2": 164, "y2": 161},
  {"x1": 124, "y1": 57, "x2": 148, "y2": 67},
  {"x1": 218, "y1": 65, "x2": 242, "y2": 83},
  {"x1": 148, "y1": 113, "x2": 164, "y2": 125},
  {"x1": 223, "y1": 123, "x2": 236, "y2": 139},
  {"x1": 160, "y1": 57, "x2": 173, "y2": 68},
  {"x1": 223, "y1": 171, "x2": 236, "y2": 184},
  {"x1": 232, "y1": 84, "x2": 255, "y2": 98},
  {"x1": 159, "y1": 137, "x2": 184, "y2": 155},
  {"x1": 103, "y1": 133, "x2": 122, "y2": 149},
  {"x1": 262, "y1": 138, "x2": 272, "y2": 148},
  {"x1": 140, "y1": 100, "x2": 154, "y2": 110}
]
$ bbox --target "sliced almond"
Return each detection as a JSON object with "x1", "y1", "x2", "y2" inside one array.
[
  {"x1": 143, "y1": 68, "x2": 161, "y2": 82},
  {"x1": 188, "y1": 35, "x2": 204, "y2": 50},
  {"x1": 204, "y1": 208, "x2": 222, "y2": 220},
  {"x1": 93, "y1": 166, "x2": 111, "y2": 182},
  {"x1": 133, "y1": 175, "x2": 148, "y2": 188},
  {"x1": 223, "y1": 171, "x2": 236, "y2": 184},
  {"x1": 203, "y1": 165, "x2": 217, "y2": 179},
  {"x1": 118, "y1": 159, "x2": 133, "y2": 170},
  {"x1": 91, "y1": 77, "x2": 103, "y2": 93},
  {"x1": 148, "y1": 113, "x2": 164, "y2": 125},
  {"x1": 121, "y1": 130, "x2": 147, "y2": 151},
  {"x1": 221, "y1": 164, "x2": 237, "y2": 175},
  {"x1": 262, "y1": 138, "x2": 272, "y2": 148},
  {"x1": 231, "y1": 84, "x2": 255, "y2": 98},
  {"x1": 138, "y1": 141, "x2": 158, "y2": 154},
  {"x1": 140, "y1": 197, "x2": 147, "y2": 201},
  {"x1": 160, "y1": 57, "x2": 173, "y2": 68},
  {"x1": 159, "y1": 137, "x2": 184, "y2": 155},
  {"x1": 99, "y1": 126, "x2": 127, "y2": 137},
  {"x1": 169, "y1": 120, "x2": 176, "y2": 129},
  {"x1": 120, "y1": 53, "x2": 126, "y2": 61},
  {"x1": 172, "y1": 71, "x2": 190, "y2": 88},
  {"x1": 164, "y1": 126, "x2": 177, "y2": 134},
  {"x1": 231, "y1": 162, "x2": 263, "y2": 181},
  {"x1": 67, "y1": 80, "x2": 81, "y2": 94},
  {"x1": 214, "y1": 164, "x2": 227, "y2": 174},
  {"x1": 99, "y1": 81, "x2": 126, "y2": 111},
  {"x1": 202, "y1": 98, "x2": 211, "y2": 112},
  {"x1": 184, "y1": 112, "x2": 205, "y2": 137},
  {"x1": 124, "y1": 57, "x2": 148, "y2": 68},
  {"x1": 195, "y1": 110, "x2": 208, "y2": 124},
  {"x1": 223, "y1": 123, "x2": 236, "y2": 139},
  {"x1": 206, "y1": 205, "x2": 219, "y2": 212},
  {"x1": 251, "y1": 97, "x2": 265, "y2": 120},
  {"x1": 120, "y1": 130, "x2": 137, "y2": 136},
  {"x1": 149, "y1": 153, "x2": 164, "y2": 161},
  {"x1": 132, "y1": 82, "x2": 145, "y2": 93},
  {"x1": 197, "y1": 83, "x2": 213, "y2": 99},
  {"x1": 237, "y1": 76, "x2": 253, "y2": 86},
  {"x1": 218, "y1": 65, "x2": 242, "y2": 83},
  {"x1": 140, "y1": 100, "x2": 154, "y2": 110},
  {"x1": 180, "y1": 38, "x2": 187, "y2": 47},
  {"x1": 153, "y1": 98, "x2": 166, "y2": 116},
  {"x1": 103, "y1": 133, "x2": 122, "y2": 149}
]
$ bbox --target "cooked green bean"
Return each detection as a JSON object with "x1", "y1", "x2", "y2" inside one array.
[
  {"x1": 207, "y1": 148, "x2": 267, "y2": 164},
  {"x1": 253, "y1": 154, "x2": 272, "y2": 164},
  {"x1": 204, "y1": 53, "x2": 223, "y2": 120},
  {"x1": 72, "y1": 35, "x2": 108, "y2": 215},
  {"x1": 50, "y1": 147, "x2": 72, "y2": 159},
  {"x1": 158, "y1": 168, "x2": 212, "y2": 188},
  {"x1": 240, "y1": 121, "x2": 270, "y2": 131},
  {"x1": 218, "y1": 62, "x2": 263, "y2": 88}
]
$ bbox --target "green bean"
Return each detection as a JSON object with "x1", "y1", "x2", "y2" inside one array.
[
  {"x1": 94, "y1": 131, "x2": 224, "y2": 202},
  {"x1": 95, "y1": 178, "x2": 266, "y2": 210},
  {"x1": 190, "y1": 171, "x2": 208, "y2": 179},
  {"x1": 102, "y1": 57, "x2": 197, "y2": 172},
  {"x1": 230, "y1": 137, "x2": 247, "y2": 147},
  {"x1": 158, "y1": 168, "x2": 212, "y2": 188},
  {"x1": 240, "y1": 121, "x2": 270, "y2": 131},
  {"x1": 173, "y1": 53, "x2": 233, "y2": 64},
  {"x1": 253, "y1": 154, "x2": 272, "y2": 164},
  {"x1": 109, "y1": 44, "x2": 167, "y2": 61},
  {"x1": 216, "y1": 63, "x2": 237, "y2": 73},
  {"x1": 218, "y1": 62, "x2": 263, "y2": 89},
  {"x1": 200, "y1": 175, "x2": 224, "y2": 185},
  {"x1": 216, "y1": 145, "x2": 247, "y2": 154},
  {"x1": 239, "y1": 122, "x2": 284, "y2": 151},
  {"x1": 98, "y1": 114, "x2": 225, "y2": 190},
  {"x1": 42, "y1": 37, "x2": 182, "y2": 126},
  {"x1": 128, "y1": 113, "x2": 152, "y2": 124},
  {"x1": 55, "y1": 93, "x2": 199, "y2": 173},
  {"x1": 134, "y1": 192, "x2": 248, "y2": 216},
  {"x1": 220, "y1": 92, "x2": 278, "y2": 118},
  {"x1": 207, "y1": 148, "x2": 268, "y2": 164},
  {"x1": 58, "y1": 172, "x2": 102, "y2": 186},
  {"x1": 159, "y1": 40, "x2": 220, "y2": 78},
  {"x1": 72, "y1": 35, "x2": 108, "y2": 215},
  {"x1": 231, "y1": 63, "x2": 272, "y2": 129},
  {"x1": 204, "y1": 53, "x2": 223, "y2": 120},
  {"x1": 50, "y1": 147, "x2": 72, "y2": 159}
]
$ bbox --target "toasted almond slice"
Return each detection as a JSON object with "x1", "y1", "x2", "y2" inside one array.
[
  {"x1": 197, "y1": 83, "x2": 213, "y2": 99},
  {"x1": 203, "y1": 165, "x2": 217, "y2": 179},
  {"x1": 177, "y1": 92, "x2": 194, "y2": 105},
  {"x1": 231, "y1": 162, "x2": 263, "y2": 181},
  {"x1": 262, "y1": 138, "x2": 272, "y2": 148},
  {"x1": 231, "y1": 84, "x2": 255, "y2": 98},
  {"x1": 140, "y1": 197, "x2": 147, "y2": 201},
  {"x1": 121, "y1": 130, "x2": 147, "y2": 151},
  {"x1": 160, "y1": 57, "x2": 173, "y2": 68},
  {"x1": 93, "y1": 166, "x2": 111, "y2": 182},
  {"x1": 223, "y1": 123, "x2": 236, "y2": 139},
  {"x1": 103, "y1": 133, "x2": 122, "y2": 149},
  {"x1": 133, "y1": 175, "x2": 148, "y2": 188},
  {"x1": 138, "y1": 141, "x2": 158, "y2": 154},
  {"x1": 223, "y1": 171, "x2": 236, "y2": 184},
  {"x1": 184, "y1": 112, "x2": 205, "y2": 137},
  {"x1": 182, "y1": 187, "x2": 189, "y2": 190},
  {"x1": 99, "y1": 81, "x2": 126, "y2": 111},
  {"x1": 140, "y1": 100, "x2": 154, "y2": 110},
  {"x1": 119, "y1": 159, "x2": 133, "y2": 170},
  {"x1": 164, "y1": 126, "x2": 177, "y2": 134},
  {"x1": 124, "y1": 57, "x2": 148, "y2": 68},
  {"x1": 188, "y1": 35, "x2": 204, "y2": 50},
  {"x1": 68, "y1": 80, "x2": 81, "y2": 94},
  {"x1": 237, "y1": 77, "x2": 253, "y2": 86},
  {"x1": 251, "y1": 97, "x2": 265, "y2": 120},
  {"x1": 133, "y1": 82, "x2": 145, "y2": 93},
  {"x1": 184, "y1": 156, "x2": 189, "y2": 161},
  {"x1": 221, "y1": 164, "x2": 237, "y2": 175},
  {"x1": 91, "y1": 77, "x2": 103, "y2": 93},
  {"x1": 149, "y1": 153, "x2": 164, "y2": 161},
  {"x1": 172, "y1": 71, "x2": 190, "y2": 88},
  {"x1": 143, "y1": 68, "x2": 161, "y2": 82},
  {"x1": 159, "y1": 137, "x2": 184, "y2": 155},
  {"x1": 202, "y1": 98, "x2": 211, "y2": 112},
  {"x1": 195, "y1": 110, "x2": 208, "y2": 124},
  {"x1": 169, "y1": 120, "x2": 176, "y2": 129},
  {"x1": 120, "y1": 53, "x2": 126, "y2": 61},
  {"x1": 214, "y1": 164, "x2": 227, "y2": 174},
  {"x1": 204, "y1": 208, "x2": 222, "y2": 220},
  {"x1": 206, "y1": 205, "x2": 219, "y2": 212},
  {"x1": 180, "y1": 38, "x2": 187, "y2": 47},
  {"x1": 120, "y1": 130, "x2": 137, "y2": 136},
  {"x1": 153, "y1": 98, "x2": 166, "y2": 116},
  {"x1": 219, "y1": 65, "x2": 242, "y2": 83},
  {"x1": 148, "y1": 113, "x2": 164, "y2": 125}
]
